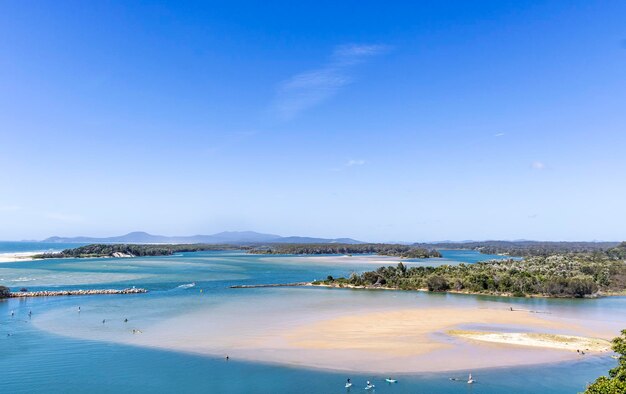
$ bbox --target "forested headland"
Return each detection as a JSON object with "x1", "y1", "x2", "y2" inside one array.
[
  {"x1": 413, "y1": 241, "x2": 620, "y2": 257},
  {"x1": 247, "y1": 243, "x2": 442, "y2": 258},
  {"x1": 317, "y1": 243, "x2": 626, "y2": 298},
  {"x1": 33, "y1": 243, "x2": 242, "y2": 259},
  {"x1": 34, "y1": 243, "x2": 442, "y2": 259}
]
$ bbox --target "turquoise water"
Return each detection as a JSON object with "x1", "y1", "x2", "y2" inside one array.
[
  {"x1": 0, "y1": 246, "x2": 623, "y2": 393},
  {"x1": 0, "y1": 242, "x2": 85, "y2": 254}
]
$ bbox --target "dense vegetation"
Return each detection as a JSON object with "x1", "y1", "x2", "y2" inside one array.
[
  {"x1": 584, "y1": 329, "x2": 626, "y2": 393},
  {"x1": 248, "y1": 243, "x2": 442, "y2": 258},
  {"x1": 607, "y1": 242, "x2": 626, "y2": 260},
  {"x1": 318, "y1": 251, "x2": 626, "y2": 298},
  {"x1": 413, "y1": 241, "x2": 620, "y2": 257},
  {"x1": 35, "y1": 242, "x2": 442, "y2": 259},
  {"x1": 34, "y1": 243, "x2": 242, "y2": 258},
  {"x1": 0, "y1": 285, "x2": 10, "y2": 298}
]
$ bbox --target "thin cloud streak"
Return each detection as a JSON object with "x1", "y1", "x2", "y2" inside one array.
[
  {"x1": 272, "y1": 44, "x2": 389, "y2": 120},
  {"x1": 531, "y1": 161, "x2": 546, "y2": 170},
  {"x1": 330, "y1": 158, "x2": 367, "y2": 172}
]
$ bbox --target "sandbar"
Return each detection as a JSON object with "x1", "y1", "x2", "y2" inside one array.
[{"x1": 97, "y1": 306, "x2": 613, "y2": 373}]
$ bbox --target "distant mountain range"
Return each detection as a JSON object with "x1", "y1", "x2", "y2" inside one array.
[{"x1": 41, "y1": 231, "x2": 363, "y2": 245}]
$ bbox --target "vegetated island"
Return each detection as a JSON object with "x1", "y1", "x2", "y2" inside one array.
[
  {"x1": 413, "y1": 241, "x2": 621, "y2": 257},
  {"x1": 33, "y1": 243, "x2": 243, "y2": 259},
  {"x1": 247, "y1": 243, "x2": 442, "y2": 258},
  {"x1": 33, "y1": 243, "x2": 442, "y2": 259},
  {"x1": 315, "y1": 243, "x2": 626, "y2": 298}
]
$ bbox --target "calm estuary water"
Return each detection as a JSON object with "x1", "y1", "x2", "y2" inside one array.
[{"x1": 0, "y1": 245, "x2": 623, "y2": 393}]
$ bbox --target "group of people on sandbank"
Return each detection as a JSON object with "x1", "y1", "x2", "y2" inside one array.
[{"x1": 78, "y1": 306, "x2": 143, "y2": 334}]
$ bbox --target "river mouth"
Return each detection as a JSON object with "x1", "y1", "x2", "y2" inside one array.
[{"x1": 4, "y1": 250, "x2": 625, "y2": 393}]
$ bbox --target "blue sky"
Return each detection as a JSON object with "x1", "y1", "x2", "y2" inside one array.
[{"x1": 1, "y1": 1, "x2": 625, "y2": 241}]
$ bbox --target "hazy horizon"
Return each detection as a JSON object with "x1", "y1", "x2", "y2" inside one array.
[
  {"x1": 1, "y1": 229, "x2": 622, "y2": 244},
  {"x1": 2, "y1": 1, "x2": 625, "y2": 241}
]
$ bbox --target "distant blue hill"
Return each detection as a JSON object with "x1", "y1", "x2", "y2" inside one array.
[{"x1": 41, "y1": 231, "x2": 364, "y2": 245}]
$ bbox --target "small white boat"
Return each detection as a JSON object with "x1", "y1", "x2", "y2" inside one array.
[
  {"x1": 467, "y1": 373, "x2": 474, "y2": 384},
  {"x1": 385, "y1": 378, "x2": 397, "y2": 383}
]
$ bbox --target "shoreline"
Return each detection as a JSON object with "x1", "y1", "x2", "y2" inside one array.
[
  {"x1": 310, "y1": 282, "x2": 624, "y2": 299},
  {"x1": 124, "y1": 338, "x2": 613, "y2": 375},
  {"x1": 0, "y1": 252, "x2": 41, "y2": 263}
]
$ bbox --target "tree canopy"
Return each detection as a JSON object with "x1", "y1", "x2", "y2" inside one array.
[
  {"x1": 319, "y1": 252, "x2": 626, "y2": 298},
  {"x1": 584, "y1": 329, "x2": 626, "y2": 393}
]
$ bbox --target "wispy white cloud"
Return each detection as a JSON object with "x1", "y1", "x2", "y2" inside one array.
[
  {"x1": 272, "y1": 44, "x2": 389, "y2": 120},
  {"x1": 494, "y1": 132, "x2": 506, "y2": 137},
  {"x1": 531, "y1": 161, "x2": 546, "y2": 170},
  {"x1": 331, "y1": 159, "x2": 367, "y2": 172},
  {"x1": 45, "y1": 212, "x2": 85, "y2": 223},
  {"x1": 347, "y1": 159, "x2": 366, "y2": 166},
  {"x1": 331, "y1": 44, "x2": 389, "y2": 65}
]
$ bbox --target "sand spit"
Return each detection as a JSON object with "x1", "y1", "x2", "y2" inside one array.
[
  {"x1": 448, "y1": 330, "x2": 611, "y2": 352},
  {"x1": 0, "y1": 252, "x2": 39, "y2": 263}
]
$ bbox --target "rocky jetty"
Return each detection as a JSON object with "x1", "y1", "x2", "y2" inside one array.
[
  {"x1": 8, "y1": 288, "x2": 148, "y2": 298},
  {"x1": 230, "y1": 282, "x2": 308, "y2": 288}
]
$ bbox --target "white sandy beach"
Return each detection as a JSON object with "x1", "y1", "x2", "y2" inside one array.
[
  {"x1": 448, "y1": 330, "x2": 611, "y2": 352},
  {"x1": 0, "y1": 252, "x2": 39, "y2": 263}
]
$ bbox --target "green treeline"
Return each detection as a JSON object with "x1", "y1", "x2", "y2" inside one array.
[
  {"x1": 248, "y1": 243, "x2": 442, "y2": 258},
  {"x1": 0, "y1": 285, "x2": 10, "y2": 298},
  {"x1": 584, "y1": 329, "x2": 626, "y2": 393},
  {"x1": 413, "y1": 241, "x2": 620, "y2": 257},
  {"x1": 35, "y1": 242, "x2": 442, "y2": 259},
  {"x1": 34, "y1": 243, "x2": 242, "y2": 258},
  {"x1": 320, "y1": 252, "x2": 626, "y2": 298}
]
